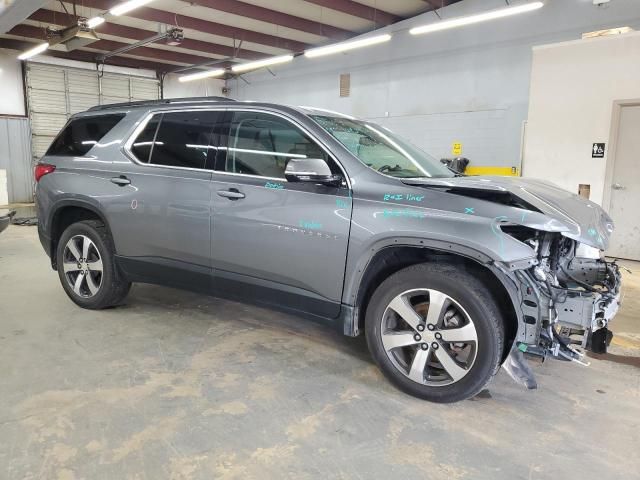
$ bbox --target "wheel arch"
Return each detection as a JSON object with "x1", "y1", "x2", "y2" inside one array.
[
  {"x1": 48, "y1": 199, "x2": 112, "y2": 269},
  {"x1": 345, "y1": 242, "x2": 522, "y2": 363}
]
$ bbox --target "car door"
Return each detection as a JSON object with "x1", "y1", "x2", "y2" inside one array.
[
  {"x1": 210, "y1": 109, "x2": 352, "y2": 318},
  {"x1": 106, "y1": 109, "x2": 220, "y2": 291}
]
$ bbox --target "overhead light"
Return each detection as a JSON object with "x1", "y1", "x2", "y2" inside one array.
[
  {"x1": 179, "y1": 68, "x2": 226, "y2": 83},
  {"x1": 410, "y1": 1, "x2": 544, "y2": 35},
  {"x1": 110, "y1": 0, "x2": 155, "y2": 16},
  {"x1": 231, "y1": 54, "x2": 294, "y2": 73},
  {"x1": 18, "y1": 42, "x2": 49, "y2": 60},
  {"x1": 86, "y1": 16, "x2": 105, "y2": 29},
  {"x1": 305, "y1": 33, "x2": 391, "y2": 58}
]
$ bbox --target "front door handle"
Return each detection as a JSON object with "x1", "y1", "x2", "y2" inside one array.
[
  {"x1": 217, "y1": 188, "x2": 245, "y2": 200},
  {"x1": 612, "y1": 183, "x2": 625, "y2": 190},
  {"x1": 111, "y1": 175, "x2": 131, "y2": 186}
]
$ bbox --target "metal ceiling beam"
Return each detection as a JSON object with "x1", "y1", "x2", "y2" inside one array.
[
  {"x1": 0, "y1": 0, "x2": 49, "y2": 34},
  {"x1": 0, "y1": 37, "x2": 174, "y2": 72},
  {"x1": 302, "y1": 0, "x2": 400, "y2": 26},
  {"x1": 29, "y1": 9, "x2": 267, "y2": 61},
  {"x1": 8, "y1": 24, "x2": 221, "y2": 67},
  {"x1": 189, "y1": 0, "x2": 351, "y2": 40},
  {"x1": 65, "y1": 0, "x2": 310, "y2": 52}
]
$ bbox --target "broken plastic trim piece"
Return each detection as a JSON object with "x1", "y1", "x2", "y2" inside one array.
[{"x1": 503, "y1": 343, "x2": 537, "y2": 390}]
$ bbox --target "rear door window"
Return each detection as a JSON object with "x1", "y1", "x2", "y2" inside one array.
[
  {"x1": 148, "y1": 111, "x2": 219, "y2": 170},
  {"x1": 47, "y1": 114, "x2": 125, "y2": 156}
]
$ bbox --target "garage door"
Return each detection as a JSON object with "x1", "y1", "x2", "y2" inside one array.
[{"x1": 25, "y1": 63, "x2": 159, "y2": 162}]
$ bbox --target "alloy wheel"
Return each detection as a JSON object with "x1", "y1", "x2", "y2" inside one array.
[
  {"x1": 62, "y1": 235, "x2": 103, "y2": 298},
  {"x1": 381, "y1": 288, "x2": 478, "y2": 386}
]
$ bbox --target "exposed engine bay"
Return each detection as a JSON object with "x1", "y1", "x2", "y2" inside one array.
[{"x1": 514, "y1": 230, "x2": 622, "y2": 367}]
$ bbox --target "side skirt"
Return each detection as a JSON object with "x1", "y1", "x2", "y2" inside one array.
[{"x1": 115, "y1": 256, "x2": 346, "y2": 332}]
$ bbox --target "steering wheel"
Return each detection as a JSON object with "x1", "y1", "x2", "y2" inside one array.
[{"x1": 378, "y1": 165, "x2": 393, "y2": 173}]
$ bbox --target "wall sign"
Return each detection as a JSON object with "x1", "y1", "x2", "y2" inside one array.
[
  {"x1": 592, "y1": 143, "x2": 605, "y2": 158},
  {"x1": 452, "y1": 142, "x2": 463, "y2": 156}
]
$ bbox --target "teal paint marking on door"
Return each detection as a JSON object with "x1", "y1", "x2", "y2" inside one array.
[{"x1": 299, "y1": 220, "x2": 322, "y2": 229}]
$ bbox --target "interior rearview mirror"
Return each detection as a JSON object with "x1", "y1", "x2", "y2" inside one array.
[{"x1": 285, "y1": 158, "x2": 342, "y2": 186}]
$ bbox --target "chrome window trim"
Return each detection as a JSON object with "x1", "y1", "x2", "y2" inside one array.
[{"x1": 122, "y1": 106, "x2": 352, "y2": 188}]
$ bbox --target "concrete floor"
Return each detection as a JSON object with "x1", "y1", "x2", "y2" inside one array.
[{"x1": 1, "y1": 225, "x2": 639, "y2": 480}]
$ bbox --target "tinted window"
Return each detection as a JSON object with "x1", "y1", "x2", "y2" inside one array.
[
  {"x1": 221, "y1": 111, "x2": 329, "y2": 178},
  {"x1": 148, "y1": 111, "x2": 219, "y2": 170},
  {"x1": 130, "y1": 115, "x2": 161, "y2": 163},
  {"x1": 47, "y1": 114, "x2": 125, "y2": 156}
]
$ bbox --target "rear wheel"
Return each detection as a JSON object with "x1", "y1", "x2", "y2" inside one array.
[
  {"x1": 365, "y1": 262, "x2": 504, "y2": 403},
  {"x1": 56, "y1": 220, "x2": 130, "y2": 309}
]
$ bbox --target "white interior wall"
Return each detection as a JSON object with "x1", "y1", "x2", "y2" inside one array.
[
  {"x1": 230, "y1": 0, "x2": 640, "y2": 171},
  {"x1": 0, "y1": 49, "x2": 25, "y2": 116},
  {"x1": 523, "y1": 31, "x2": 640, "y2": 206}
]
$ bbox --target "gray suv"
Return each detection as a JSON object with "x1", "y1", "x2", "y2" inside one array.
[{"x1": 35, "y1": 98, "x2": 621, "y2": 403}]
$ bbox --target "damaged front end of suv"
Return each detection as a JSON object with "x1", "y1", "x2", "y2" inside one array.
[
  {"x1": 506, "y1": 228, "x2": 622, "y2": 387},
  {"x1": 475, "y1": 180, "x2": 621, "y2": 388},
  {"x1": 403, "y1": 176, "x2": 623, "y2": 389}
]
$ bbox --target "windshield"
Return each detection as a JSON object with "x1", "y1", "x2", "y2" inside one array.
[{"x1": 311, "y1": 115, "x2": 453, "y2": 178}]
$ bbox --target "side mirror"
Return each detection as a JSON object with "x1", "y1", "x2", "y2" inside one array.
[{"x1": 285, "y1": 158, "x2": 342, "y2": 186}]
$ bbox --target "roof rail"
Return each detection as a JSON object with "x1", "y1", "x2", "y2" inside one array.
[{"x1": 87, "y1": 96, "x2": 235, "y2": 112}]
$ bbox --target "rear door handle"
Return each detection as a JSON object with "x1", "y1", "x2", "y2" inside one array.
[
  {"x1": 217, "y1": 188, "x2": 245, "y2": 200},
  {"x1": 111, "y1": 176, "x2": 131, "y2": 186}
]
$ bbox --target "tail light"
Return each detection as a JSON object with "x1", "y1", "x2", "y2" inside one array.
[{"x1": 35, "y1": 164, "x2": 56, "y2": 182}]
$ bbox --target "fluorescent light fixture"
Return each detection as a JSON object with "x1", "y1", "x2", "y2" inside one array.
[
  {"x1": 231, "y1": 54, "x2": 294, "y2": 73},
  {"x1": 178, "y1": 68, "x2": 226, "y2": 83},
  {"x1": 110, "y1": 0, "x2": 155, "y2": 16},
  {"x1": 86, "y1": 16, "x2": 105, "y2": 29},
  {"x1": 410, "y1": 1, "x2": 544, "y2": 35},
  {"x1": 305, "y1": 33, "x2": 391, "y2": 58},
  {"x1": 18, "y1": 42, "x2": 49, "y2": 60}
]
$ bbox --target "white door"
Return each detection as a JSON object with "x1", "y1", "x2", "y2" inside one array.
[{"x1": 608, "y1": 104, "x2": 640, "y2": 260}]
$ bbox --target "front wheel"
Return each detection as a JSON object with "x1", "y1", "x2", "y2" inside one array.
[
  {"x1": 365, "y1": 262, "x2": 505, "y2": 403},
  {"x1": 56, "y1": 220, "x2": 131, "y2": 309}
]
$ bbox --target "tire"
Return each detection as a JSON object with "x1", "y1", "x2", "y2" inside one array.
[
  {"x1": 56, "y1": 220, "x2": 131, "y2": 309},
  {"x1": 365, "y1": 262, "x2": 504, "y2": 403}
]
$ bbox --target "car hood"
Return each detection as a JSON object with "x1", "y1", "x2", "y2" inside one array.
[{"x1": 402, "y1": 176, "x2": 614, "y2": 250}]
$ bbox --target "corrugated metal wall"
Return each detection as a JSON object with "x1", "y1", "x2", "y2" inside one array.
[{"x1": 0, "y1": 116, "x2": 33, "y2": 203}]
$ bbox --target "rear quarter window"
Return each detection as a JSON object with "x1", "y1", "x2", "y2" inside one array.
[{"x1": 46, "y1": 114, "x2": 126, "y2": 156}]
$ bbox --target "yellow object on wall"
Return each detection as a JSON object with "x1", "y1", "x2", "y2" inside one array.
[
  {"x1": 464, "y1": 166, "x2": 520, "y2": 176},
  {"x1": 452, "y1": 142, "x2": 462, "y2": 155}
]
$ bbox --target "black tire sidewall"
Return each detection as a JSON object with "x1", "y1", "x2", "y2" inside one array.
[
  {"x1": 365, "y1": 263, "x2": 503, "y2": 403},
  {"x1": 56, "y1": 221, "x2": 118, "y2": 309}
]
